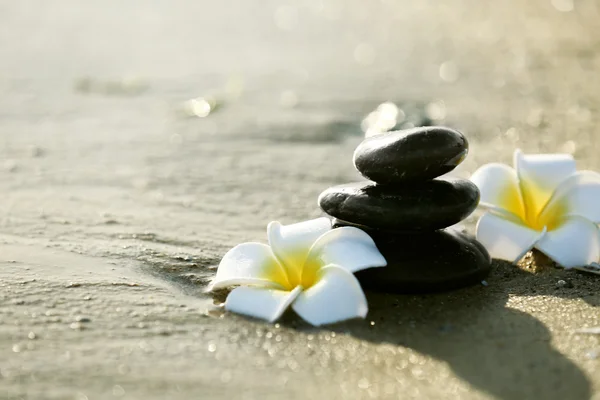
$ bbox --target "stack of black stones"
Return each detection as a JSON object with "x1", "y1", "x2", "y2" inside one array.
[{"x1": 318, "y1": 127, "x2": 491, "y2": 293}]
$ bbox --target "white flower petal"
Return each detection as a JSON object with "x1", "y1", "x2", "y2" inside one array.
[
  {"x1": 574, "y1": 263, "x2": 600, "y2": 276},
  {"x1": 514, "y1": 149, "x2": 576, "y2": 219},
  {"x1": 470, "y1": 163, "x2": 525, "y2": 219},
  {"x1": 225, "y1": 286, "x2": 302, "y2": 323},
  {"x1": 268, "y1": 218, "x2": 332, "y2": 284},
  {"x1": 539, "y1": 171, "x2": 600, "y2": 224},
  {"x1": 211, "y1": 242, "x2": 289, "y2": 290},
  {"x1": 292, "y1": 265, "x2": 368, "y2": 326},
  {"x1": 476, "y1": 212, "x2": 543, "y2": 263},
  {"x1": 303, "y1": 227, "x2": 386, "y2": 281},
  {"x1": 535, "y1": 216, "x2": 600, "y2": 268}
]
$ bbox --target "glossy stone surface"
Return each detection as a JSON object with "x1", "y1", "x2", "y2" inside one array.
[
  {"x1": 353, "y1": 126, "x2": 468, "y2": 183},
  {"x1": 318, "y1": 179, "x2": 479, "y2": 232},
  {"x1": 331, "y1": 218, "x2": 409, "y2": 235},
  {"x1": 354, "y1": 229, "x2": 491, "y2": 293}
]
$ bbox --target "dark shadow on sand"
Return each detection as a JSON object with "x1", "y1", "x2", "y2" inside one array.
[
  {"x1": 322, "y1": 261, "x2": 597, "y2": 400},
  {"x1": 192, "y1": 257, "x2": 596, "y2": 399}
]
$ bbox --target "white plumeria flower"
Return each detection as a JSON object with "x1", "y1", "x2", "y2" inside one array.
[
  {"x1": 470, "y1": 149, "x2": 600, "y2": 271},
  {"x1": 210, "y1": 218, "x2": 387, "y2": 326}
]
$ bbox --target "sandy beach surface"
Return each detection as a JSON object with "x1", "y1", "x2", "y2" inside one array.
[{"x1": 1, "y1": 1, "x2": 600, "y2": 399}]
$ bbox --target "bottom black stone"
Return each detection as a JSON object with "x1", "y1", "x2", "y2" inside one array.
[{"x1": 348, "y1": 226, "x2": 491, "y2": 293}]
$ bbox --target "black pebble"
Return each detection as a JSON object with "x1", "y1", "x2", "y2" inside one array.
[
  {"x1": 353, "y1": 126, "x2": 468, "y2": 183},
  {"x1": 318, "y1": 179, "x2": 479, "y2": 232},
  {"x1": 354, "y1": 229, "x2": 491, "y2": 293}
]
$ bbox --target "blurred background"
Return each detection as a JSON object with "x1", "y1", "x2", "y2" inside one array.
[
  {"x1": 1, "y1": 1, "x2": 600, "y2": 399},
  {"x1": 2, "y1": 0, "x2": 600, "y2": 229},
  {"x1": 2, "y1": 0, "x2": 599, "y2": 226},
  {"x1": 2, "y1": 1, "x2": 599, "y2": 147}
]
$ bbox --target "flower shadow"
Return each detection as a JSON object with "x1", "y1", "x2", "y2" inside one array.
[{"x1": 326, "y1": 261, "x2": 595, "y2": 399}]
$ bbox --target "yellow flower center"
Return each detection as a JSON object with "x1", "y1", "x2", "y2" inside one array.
[
  {"x1": 299, "y1": 258, "x2": 320, "y2": 289},
  {"x1": 267, "y1": 251, "x2": 321, "y2": 291},
  {"x1": 500, "y1": 179, "x2": 567, "y2": 231}
]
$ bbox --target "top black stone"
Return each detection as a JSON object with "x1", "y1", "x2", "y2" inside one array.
[{"x1": 353, "y1": 126, "x2": 468, "y2": 183}]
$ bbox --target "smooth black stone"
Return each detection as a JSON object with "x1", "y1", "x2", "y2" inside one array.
[
  {"x1": 353, "y1": 126, "x2": 468, "y2": 183},
  {"x1": 332, "y1": 218, "x2": 411, "y2": 235},
  {"x1": 353, "y1": 229, "x2": 491, "y2": 293},
  {"x1": 318, "y1": 179, "x2": 479, "y2": 232}
]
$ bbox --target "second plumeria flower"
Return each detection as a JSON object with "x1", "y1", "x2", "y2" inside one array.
[
  {"x1": 471, "y1": 149, "x2": 600, "y2": 269},
  {"x1": 210, "y1": 218, "x2": 386, "y2": 326}
]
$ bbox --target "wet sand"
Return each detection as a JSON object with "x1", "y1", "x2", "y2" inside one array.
[{"x1": 1, "y1": 1, "x2": 600, "y2": 399}]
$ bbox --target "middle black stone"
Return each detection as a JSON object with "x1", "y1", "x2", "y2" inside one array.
[{"x1": 318, "y1": 178, "x2": 479, "y2": 232}]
